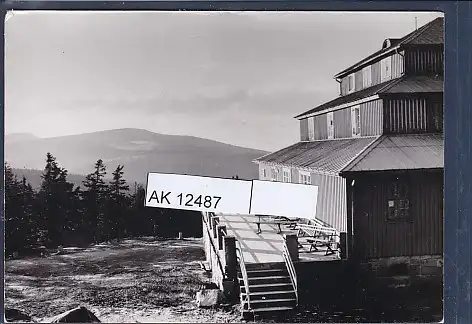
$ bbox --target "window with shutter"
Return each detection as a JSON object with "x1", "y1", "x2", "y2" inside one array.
[
  {"x1": 327, "y1": 112, "x2": 334, "y2": 139},
  {"x1": 351, "y1": 105, "x2": 361, "y2": 137},
  {"x1": 308, "y1": 117, "x2": 315, "y2": 141}
]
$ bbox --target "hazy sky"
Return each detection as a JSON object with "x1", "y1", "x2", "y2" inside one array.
[{"x1": 5, "y1": 11, "x2": 442, "y2": 151}]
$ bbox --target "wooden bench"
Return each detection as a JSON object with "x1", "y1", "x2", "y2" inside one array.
[
  {"x1": 295, "y1": 223, "x2": 340, "y2": 255},
  {"x1": 255, "y1": 215, "x2": 299, "y2": 234},
  {"x1": 306, "y1": 236, "x2": 339, "y2": 255}
]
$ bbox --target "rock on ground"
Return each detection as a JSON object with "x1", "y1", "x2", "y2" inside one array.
[{"x1": 49, "y1": 306, "x2": 100, "y2": 323}]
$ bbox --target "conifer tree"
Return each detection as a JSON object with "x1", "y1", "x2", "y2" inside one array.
[
  {"x1": 82, "y1": 159, "x2": 108, "y2": 242},
  {"x1": 37, "y1": 153, "x2": 76, "y2": 247},
  {"x1": 108, "y1": 165, "x2": 129, "y2": 241}
]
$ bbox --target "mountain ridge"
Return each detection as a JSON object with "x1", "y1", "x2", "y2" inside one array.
[{"x1": 5, "y1": 128, "x2": 268, "y2": 184}]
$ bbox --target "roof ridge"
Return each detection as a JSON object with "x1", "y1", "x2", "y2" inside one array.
[
  {"x1": 401, "y1": 17, "x2": 442, "y2": 45},
  {"x1": 334, "y1": 17, "x2": 443, "y2": 78},
  {"x1": 341, "y1": 135, "x2": 386, "y2": 173}
]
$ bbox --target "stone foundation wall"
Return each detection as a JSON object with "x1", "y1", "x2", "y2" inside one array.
[{"x1": 359, "y1": 255, "x2": 443, "y2": 288}]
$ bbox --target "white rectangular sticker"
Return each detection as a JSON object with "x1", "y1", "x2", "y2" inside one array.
[
  {"x1": 145, "y1": 173, "x2": 252, "y2": 214},
  {"x1": 250, "y1": 180, "x2": 318, "y2": 219}
]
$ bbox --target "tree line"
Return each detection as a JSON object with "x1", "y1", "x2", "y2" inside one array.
[{"x1": 4, "y1": 153, "x2": 202, "y2": 257}]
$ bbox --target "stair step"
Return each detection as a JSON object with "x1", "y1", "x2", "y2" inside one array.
[
  {"x1": 240, "y1": 290, "x2": 296, "y2": 300},
  {"x1": 242, "y1": 298, "x2": 296, "y2": 310},
  {"x1": 240, "y1": 276, "x2": 291, "y2": 285},
  {"x1": 240, "y1": 283, "x2": 293, "y2": 293},
  {"x1": 241, "y1": 269, "x2": 288, "y2": 278},
  {"x1": 241, "y1": 306, "x2": 295, "y2": 314},
  {"x1": 244, "y1": 262, "x2": 287, "y2": 271}
]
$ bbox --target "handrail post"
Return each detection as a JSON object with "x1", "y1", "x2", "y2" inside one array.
[
  {"x1": 211, "y1": 216, "x2": 219, "y2": 239},
  {"x1": 284, "y1": 234, "x2": 299, "y2": 262},
  {"x1": 217, "y1": 225, "x2": 226, "y2": 251}
]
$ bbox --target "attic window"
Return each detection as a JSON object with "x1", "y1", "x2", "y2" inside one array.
[
  {"x1": 348, "y1": 74, "x2": 355, "y2": 93},
  {"x1": 271, "y1": 167, "x2": 279, "y2": 182},
  {"x1": 382, "y1": 39, "x2": 392, "y2": 49}
]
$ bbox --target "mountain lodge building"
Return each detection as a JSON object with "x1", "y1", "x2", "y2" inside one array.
[{"x1": 254, "y1": 17, "x2": 444, "y2": 266}]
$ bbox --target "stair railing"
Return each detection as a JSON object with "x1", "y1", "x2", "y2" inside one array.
[
  {"x1": 282, "y1": 238, "x2": 299, "y2": 306},
  {"x1": 202, "y1": 213, "x2": 226, "y2": 281},
  {"x1": 235, "y1": 240, "x2": 251, "y2": 310}
]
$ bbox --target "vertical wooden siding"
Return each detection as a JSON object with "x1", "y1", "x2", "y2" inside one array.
[
  {"x1": 340, "y1": 77, "x2": 349, "y2": 96},
  {"x1": 405, "y1": 48, "x2": 444, "y2": 75},
  {"x1": 310, "y1": 172, "x2": 347, "y2": 233},
  {"x1": 339, "y1": 52, "x2": 405, "y2": 95},
  {"x1": 360, "y1": 99, "x2": 383, "y2": 136},
  {"x1": 300, "y1": 118, "x2": 309, "y2": 141},
  {"x1": 353, "y1": 172, "x2": 443, "y2": 259},
  {"x1": 384, "y1": 97, "x2": 443, "y2": 133},
  {"x1": 334, "y1": 108, "x2": 352, "y2": 139},
  {"x1": 314, "y1": 114, "x2": 328, "y2": 140},
  {"x1": 355, "y1": 70, "x2": 363, "y2": 91},
  {"x1": 391, "y1": 52, "x2": 405, "y2": 78},
  {"x1": 371, "y1": 61, "x2": 381, "y2": 86}
]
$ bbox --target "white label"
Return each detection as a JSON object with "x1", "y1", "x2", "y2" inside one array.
[
  {"x1": 250, "y1": 180, "x2": 318, "y2": 219},
  {"x1": 145, "y1": 173, "x2": 252, "y2": 214}
]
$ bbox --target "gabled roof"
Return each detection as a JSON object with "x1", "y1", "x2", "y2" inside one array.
[
  {"x1": 342, "y1": 134, "x2": 444, "y2": 173},
  {"x1": 253, "y1": 137, "x2": 378, "y2": 175},
  {"x1": 334, "y1": 17, "x2": 444, "y2": 79},
  {"x1": 295, "y1": 75, "x2": 443, "y2": 119}
]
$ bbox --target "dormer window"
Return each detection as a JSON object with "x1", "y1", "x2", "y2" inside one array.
[
  {"x1": 381, "y1": 56, "x2": 392, "y2": 82},
  {"x1": 308, "y1": 117, "x2": 315, "y2": 141},
  {"x1": 327, "y1": 112, "x2": 334, "y2": 139},
  {"x1": 362, "y1": 65, "x2": 372, "y2": 88},
  {"x1": 348, "y1": 74, "x2": 355, "y2": 93},
  {"x1": 351, "y1": 105, "x2": 361, "y2": 137}
]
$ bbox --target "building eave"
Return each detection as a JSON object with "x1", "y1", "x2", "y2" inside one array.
[{"x1": 295, "y1": 94, "x2": 380, "y2": 120}]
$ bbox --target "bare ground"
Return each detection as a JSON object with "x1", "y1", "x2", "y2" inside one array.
[{"x1": 4, "y1": 237, "x2": 241, "y2": 323}]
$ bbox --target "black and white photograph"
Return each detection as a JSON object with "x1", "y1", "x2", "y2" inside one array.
[{"x1": 4, "y1": 10, "x2": 444, "y2": 323}]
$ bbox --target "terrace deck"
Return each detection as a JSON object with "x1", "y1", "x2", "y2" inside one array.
[{"x1": 217, "y1": 213, "x2": 339, "y2": 264}]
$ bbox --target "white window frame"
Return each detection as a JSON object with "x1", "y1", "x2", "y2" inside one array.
[
  {"x1": 262, "y1": 168, "x2": 266, "y2": 178},
  {"x1": 282, "y1": 168, "x2": 291, "y2": 183},
  {"x1": 351, "y1": 105, "x2": 361, "y2": 137},
  {"x1": 347, "y1": 74, "x2": 355, "y2": 93},
  {"x1": 362, "y1": 65, "x2": 372, "y2": 88},
  {"x1": 299, "y1": 170, "x2": 311, "y2": 185},
  {"x1": 270, "y1": 167, "x2": 279, "y2": 182},
  {"x1": 307, "y1": 117, "x2": 315, "y2": 141},
  {"x1": 380, "y1": 56, "x2": 392, "y2": 82},
  {"x1": 327, "y1": 112, "x2": 334, "y2": 139}
]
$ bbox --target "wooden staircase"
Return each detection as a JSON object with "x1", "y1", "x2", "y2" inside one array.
[{"x1": 238, "y1": 262, "x2": 297, "y2": 318}]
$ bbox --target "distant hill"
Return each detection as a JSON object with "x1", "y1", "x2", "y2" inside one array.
[
  {"x1": 5, "y1": 133, "x2": 39, "y2": 143},
  {"x1": 5, "y1": 128, "x2": 267, "y2": 184}
]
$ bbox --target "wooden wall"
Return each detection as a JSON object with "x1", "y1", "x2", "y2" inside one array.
[
  {"x1": 405, "y1": 46, "x2": 444, "y2": 75},
  {"x1": 339, "y1": 52, "x2": 405, "y2": 96},
  {"x1": 351, "y1": 171, "x2": 443, "y2": 259},
  {"x1": 257, "y1": 163, "x2": 347, "y2": 233},
  {"x1": 299, "y1": 99, "x2": 383, "y2": 141},
  {"x1": 300, "y1": 118, "x2": 308, "y2": 141},
  {"x1": 383, "y1": 95, "x2": 443, "y2": 134},
  {"x1": 360, "y1": 99, "x2": 384, "y2": 136}
]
